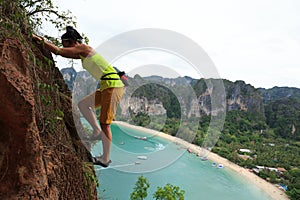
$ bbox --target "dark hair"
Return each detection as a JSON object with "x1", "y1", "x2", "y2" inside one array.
[{"x1": 61, "y1": 26, "x2": 83, "y2": 43}]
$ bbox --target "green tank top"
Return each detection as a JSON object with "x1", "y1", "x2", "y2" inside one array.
[{"x1": 81, "y1": 54, "x2": 124, "y2": 91}]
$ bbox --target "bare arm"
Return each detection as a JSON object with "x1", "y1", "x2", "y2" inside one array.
[{"x1": 32, "y1": 34, "x2": 85, "y2": 59}]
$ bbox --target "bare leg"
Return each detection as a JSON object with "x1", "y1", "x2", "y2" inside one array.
[
  {"x1": 94, "y1": 87, "x2": 123, "y2": 164},
  {"x1": 78, "y1": 99, "x2": 101, "y2": 136},
  {"x1": 100, "y1": 123, "x2": 112, "y2": 163}
]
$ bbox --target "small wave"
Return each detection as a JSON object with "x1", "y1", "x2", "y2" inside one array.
[
  {"x1": 155, "y1": 143, "x2": 165, "y2": 151},
  {"x1": 144, "y1": 143, "x2": 165, "y2": 152},
  {"x1": 144, "y1": 146, "x2": 155, "y2": 151}
]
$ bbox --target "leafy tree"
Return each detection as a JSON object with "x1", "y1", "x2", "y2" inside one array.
[
  {"x1": 19, "y1": 0, "x2": 76, "y2": 31},
  {"x1": 131, "y1": 176, "x2": 185, "y2": 200},
  {"x1": 286, "y1": 188, "x2": 300, "y2": 200},
  {"x1": 130, "y1": 176, "x2": 150, "y2": 200},
  {"x1": 0, "y1": 0, "x2": 88, "y2": 45},
  {"x1": 289, "y1": 168, "x2": 300, "y2": 178},
  {"x1": 153, "y1": 183, "x2": 185, "y2": 200},
  {"x1": 258, "y1": 169, "x2": 269, "y2": 179},
  {"x1": 269, "y1": 171, "x2": 278, "y2": 183}
]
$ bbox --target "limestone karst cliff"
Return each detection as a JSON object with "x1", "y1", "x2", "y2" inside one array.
[{"x1": 62, "y1": 69, "x2": 267, "y2": 118}]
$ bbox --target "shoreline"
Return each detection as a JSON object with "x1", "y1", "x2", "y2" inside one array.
[{"x1": 113, "y1": 121, "x2": 289, "y2": 200}]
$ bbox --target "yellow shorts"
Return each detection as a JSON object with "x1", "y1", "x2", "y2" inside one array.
[{"x1": 82, "y1": 87, "x2": 123, "y2": 124}]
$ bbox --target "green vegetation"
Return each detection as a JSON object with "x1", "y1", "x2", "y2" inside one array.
[
  {"x1": 195, "y1": 108, "x2": 299, "y2": 199},
  {"x1": 130, "y1": 176, "x2": 185, "y2": 200},
  {"x1": 83, "y1": 162, "x2": 99, "y2": 200},
  {"x1": 265, "y1": 98, "x2": 300, "y2": 140},
  {"x1": 285, "y1": 168, "x2": 300, "y2": 199},
  {"x1": 153, "y1": 184, "x2": 185, "y2": 200},
  {"x1": 130, "y1": 111, "x2": 151, "y2": 127},
  {"x1": 1, "y1": 0, "x2": 72, "y2": 41},
  {"x1": 130, "y1": 176, "x2": 150, "y2": 200}
]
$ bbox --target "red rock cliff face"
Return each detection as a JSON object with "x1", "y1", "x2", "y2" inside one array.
[{"x1": 0, "y1": 34, "x2": 97, "y2": 199}]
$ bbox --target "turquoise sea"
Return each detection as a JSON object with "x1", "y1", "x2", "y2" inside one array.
[{"x1": 89, "y1": 122, "x2": 273, "y2": 200}]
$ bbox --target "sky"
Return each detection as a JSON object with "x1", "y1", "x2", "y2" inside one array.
[{"x1": 50, "y1": 0, "x2": 300, "y2": 89}]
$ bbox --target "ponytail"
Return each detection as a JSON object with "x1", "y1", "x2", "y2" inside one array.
[{"x1": 61, "y1": 26, "x2": 83, "y2": 43}]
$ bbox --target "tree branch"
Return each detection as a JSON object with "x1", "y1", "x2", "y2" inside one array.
[{"x1": 27, "y1": 9, "x2": 65, "y2": 18}]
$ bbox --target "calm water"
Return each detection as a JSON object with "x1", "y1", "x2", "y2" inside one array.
[{"x1": 89, "y1": 122, "x2": 272, "y2": 200}]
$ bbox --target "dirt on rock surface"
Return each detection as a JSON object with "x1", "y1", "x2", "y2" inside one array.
[{"x1": 0, "y1": 15, "x2": 98, "y2": 200}]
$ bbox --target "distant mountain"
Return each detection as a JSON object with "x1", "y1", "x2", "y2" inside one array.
[
  {"x1": 60, "y1": 68, "x2": 300, "y2": 140},
  {"x1": 258, "y1": 86, "x2": 300, "y2": 103},
  {"x1": 144, "y1": 75, "x2": 197, "y2": 85},
  {"x1": 60, "y1": 67, "x2": 300, "y2": 105}
]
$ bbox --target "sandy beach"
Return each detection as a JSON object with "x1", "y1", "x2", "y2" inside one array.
[{"x1": 114, "y1": 121, "x2": 289, "y2": 200}]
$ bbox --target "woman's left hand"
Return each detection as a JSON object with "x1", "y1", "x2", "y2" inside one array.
[{"x1": 32, "y1": 34, "x2": 43, "y2": 42}]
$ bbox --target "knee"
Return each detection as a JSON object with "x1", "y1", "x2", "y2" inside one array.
[
  {"x1": 100, "y1": 123, "x2": 111, "y2": 131},
  {"x1": 77, "y1": 99, "x2": 86, "y2": 111}
]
